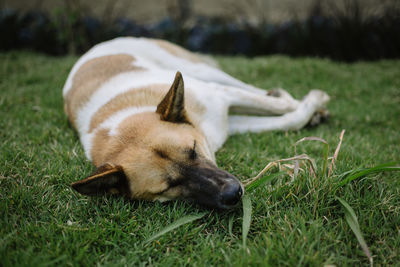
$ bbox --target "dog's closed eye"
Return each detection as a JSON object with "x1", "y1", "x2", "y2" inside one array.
[
  {"x1": 154, "y1": 148, "x2": 169, "y2": 159},
  {"x1": 188, "y1": 141, "x2": 197, "y2": 160}
]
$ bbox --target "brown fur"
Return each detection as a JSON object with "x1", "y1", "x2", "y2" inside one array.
[
  {"x1": 90, "y1": 128, "x2": 112, "y2": 167},
  {"x1": 89, "y1": 84, "x2": 169, "y2": 132},
  {"x1": 64, "y1": 54, "x2": 144, "y2": 127},
  {"x1": 117, "y1": 114, "x2": 203, "y2": 200}
]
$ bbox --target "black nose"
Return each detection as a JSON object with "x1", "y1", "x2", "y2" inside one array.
[{"x1": 220, "y1": 182, "x2": 243, "y2": 207}]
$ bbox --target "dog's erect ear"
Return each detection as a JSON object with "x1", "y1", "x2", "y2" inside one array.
[
  {"x1": 156, "y1": 71, "x2": 189, "y2": 123},
  {"x1": 71, "y1": 163, "x2": 130, "y2": 196}
]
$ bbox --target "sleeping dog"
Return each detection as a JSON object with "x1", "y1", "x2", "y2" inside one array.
[{"x1": 64, "y1": 37, "x2": 329, "y2": 209}]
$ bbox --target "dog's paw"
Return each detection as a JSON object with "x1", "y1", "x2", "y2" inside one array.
[
  {"x1": 305, "y1": 90, "x2": 330, "y2": 108},
  {"x1": 307, "y1": 108, "x2": 331, "y2": 127}
]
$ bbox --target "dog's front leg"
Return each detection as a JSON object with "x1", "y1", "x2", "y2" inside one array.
[{"x1": 227, "y1": 90, "x2": 330, "y2": 134}]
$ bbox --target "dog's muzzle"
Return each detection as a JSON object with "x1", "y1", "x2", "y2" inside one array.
[{"x1": 181, "y1": 161, "x2": 244, "y2": 209}]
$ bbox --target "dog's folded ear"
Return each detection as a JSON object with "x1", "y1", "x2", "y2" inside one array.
[
  {"x1": 71, "y1": 163, "x2": 130, "y2": 196},
  {"x1": 156, "y1": 71, "x2": 190, "y2": 123}
]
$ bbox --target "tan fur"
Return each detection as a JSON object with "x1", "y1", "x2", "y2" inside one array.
[
  {"x1": 152, "y1": 39, "x2": 204, "y2": 64},
  {"x1": 90, "y1": 112, "x2": 212, "y2": 199},
  {"x1": 89, "y1": 79, "x2": 209, "y2": 173},
  {"x1": 90, "y1": 128, "x2": 111, "y2": 167},
  {"x1": 117, "y1": 114, "x2": 203, "y2": 200},
  {"x1": 64, "y1": 54, "x2": 144, "y2": 127},
  {"x1": 89, "y1": 84, "x2": 169, "y2": 132}
]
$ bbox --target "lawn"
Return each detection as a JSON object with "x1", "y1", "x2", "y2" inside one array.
[{"x1": 0, "y1": 51, "x2": 399, "y2": 266}]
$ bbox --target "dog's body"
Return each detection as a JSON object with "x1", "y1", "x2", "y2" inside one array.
[{"x1": 64, "y1": 37, "x2": 329, "y2": 208}]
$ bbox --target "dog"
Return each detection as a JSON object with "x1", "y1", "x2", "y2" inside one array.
[{"x1": 63, "y1": 37, "x2": 329, "y2": 209}]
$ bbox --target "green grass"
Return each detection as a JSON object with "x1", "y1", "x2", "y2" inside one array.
[{"x1": 1, "y1": 51, "x2": 399, "y2": 266}]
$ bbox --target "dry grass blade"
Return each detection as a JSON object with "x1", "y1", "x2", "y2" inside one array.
[
  {"x1": 336, "y1": 197, "x2": 373, "y2": 266},
  {"x1": 293, "y1": 160, "x2": 300, "y2": 180},
  {"x1": 243, "y1": 162, "x2": 277, "y2": 186},
  {"x1": 144, "y1": 212, "x2": 207, "y2": 244},
  {"x1": 280, "y1": 163, "x2": 305, "y2": 180},
  {"x1": 242, "y1": 194, "x2": 252, "y2": 247},
  {"x1": 243, "y1": 154, "x2": 317, "y2": 188},
  {"x1": 295, "y1": 136, "x2": 328, "y2": 148},
  {"x1": 328, "y1": 129, "x2": 346, "y2": 177},
  {"x1": 295, "y1": 136, "x2": 329, "y2": 177}
]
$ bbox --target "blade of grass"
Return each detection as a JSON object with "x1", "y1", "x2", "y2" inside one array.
[
  {"x1": 228, "y1": 215, "x2": 234, "y2": 238},
  {"x1": 242, "y1": 194, "x2": 252, "y2": 247},
  {"x1": 144, "y1": 212, "x2": 207, "y2": 244},
  {"x1": 245, "y1": 171, "x2": 284, "y2": 192},
  {"x1": 336, "y1": 197, "x2": 373, "y2": 266},
  {"x1": 337, "y1": 162, "x2": 400, "y2": 187},
  {"x1": 0, "y1": 230, "x2": 17, "y2": 250}
]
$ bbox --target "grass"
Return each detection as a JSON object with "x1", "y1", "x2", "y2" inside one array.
[{"x1": 1, "y1": 51, "x2": 399, "y2": 266}]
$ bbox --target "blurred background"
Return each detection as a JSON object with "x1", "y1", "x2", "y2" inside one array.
[{"x1": 1, "y1": 0, "x2": 399, "y2": 61}]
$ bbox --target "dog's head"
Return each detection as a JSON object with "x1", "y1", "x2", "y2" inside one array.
[{"x1": 71, "y1": 72, "x2": 243, "y2": 209}]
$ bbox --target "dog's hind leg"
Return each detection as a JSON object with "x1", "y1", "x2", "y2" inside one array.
[
  {"x1": 221, "y1": 85, "x2": 301, "y2": 116},
  {"x1": 157, "y1": 58, "x2": 269, "y2": 95},
  {"x1": 185, "y1": 65, "x2": 269, "y2": 95},
  {"x1": 227, "y1": 90, "x2": 330, "y2": 134}
]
